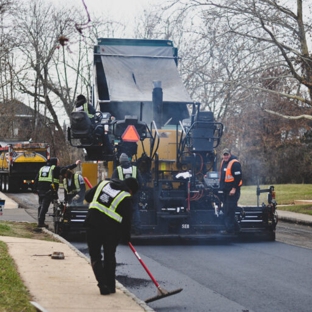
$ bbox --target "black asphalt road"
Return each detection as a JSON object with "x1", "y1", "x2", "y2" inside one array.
[{"x1": 109, "y1": 240, "x2": 312, "y2": 312}]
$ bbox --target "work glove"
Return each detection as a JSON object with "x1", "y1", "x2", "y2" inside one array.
[{"x1": 72, "y1": 195, "x2": 80, "y2": 201}]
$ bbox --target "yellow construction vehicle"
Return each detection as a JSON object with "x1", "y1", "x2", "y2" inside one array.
[{"x1": 0, "y1": 142, "x2": 50, "y2": 192}]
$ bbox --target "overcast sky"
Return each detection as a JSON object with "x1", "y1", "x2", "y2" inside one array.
[
  {"x1": 48, "y1": 0, "x2": 167, "y2": 38},
  {"x1": 52, "y1": 0, "x2": 164, "y2": 25},
  {"x1": 82, "y1": 0, "x2": 152, "y2": 17}
]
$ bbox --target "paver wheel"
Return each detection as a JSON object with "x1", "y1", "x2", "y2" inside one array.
[{"x1": 267, "y1": 230, "x2": 276, "y2": 241}]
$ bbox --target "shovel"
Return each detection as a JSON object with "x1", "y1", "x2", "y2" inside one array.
[
  {"x1": 128, "y1": 242, "x2": 183, "y2": 303},
  {"x1": 32, "y1": 252, "x2": 65, "y2": 259}
]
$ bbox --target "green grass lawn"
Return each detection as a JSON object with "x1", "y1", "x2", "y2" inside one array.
[{"x1": 0, "y1": 241, "x2": 37, "y2": 312}]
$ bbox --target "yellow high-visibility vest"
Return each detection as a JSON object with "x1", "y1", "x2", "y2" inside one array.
[{"x1": 89, "y1": 180, "x2": 131, "y2": 223}]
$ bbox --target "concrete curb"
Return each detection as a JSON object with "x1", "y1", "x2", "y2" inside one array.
[
  {"x1": 278, "y1": 215, "x2": 312, "y2": 227},
  {"x1": 30, "y1": 301, "x2": 49, "y2": 312}
]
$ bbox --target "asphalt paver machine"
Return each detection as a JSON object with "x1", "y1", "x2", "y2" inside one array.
[{"x1": 66, "y1": 38, "x2": 277, "y2": 241}]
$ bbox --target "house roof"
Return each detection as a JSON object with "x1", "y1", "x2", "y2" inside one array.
[{"x1": 0, "y1": 99, "x2": 51, "y2": 120}]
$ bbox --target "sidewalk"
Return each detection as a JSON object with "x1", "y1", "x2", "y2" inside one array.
[
  {"x1": 0, "y1": 193, "x2": 154, "y2": 312},
  {"x1": 277, "y1": 209, "x2": 312, "y2": 226}
]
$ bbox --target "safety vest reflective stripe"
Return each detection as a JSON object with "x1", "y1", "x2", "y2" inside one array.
[
  {"x1": 89, "y1": 202, "x2": 123, "y2": 222},
  {"x1": 224, "y1": 159, "x2": 243, "y2": 186},
  {"x1": 63, "y1": 173, "x2": 81, "y2": 194},
  {"x1": 84, "y1": 103, "x2": 94, "y2": 119},
  {"x1": 117, "y1": 165, "x2": 137, "y2": 180},
  {"x1": 89, "y1": 180, "x2": 131, "y2": 223},
  {"x1": 38, "y1": 165, "x2": 60, "y2": 184},
  {"x1": 117, "y1": 166, "x2": 123, "y2": 179}
]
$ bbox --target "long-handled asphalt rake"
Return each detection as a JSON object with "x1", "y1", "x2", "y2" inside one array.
[{"x1": 128, "y1": 242, "x2": 183, "y2": 303}]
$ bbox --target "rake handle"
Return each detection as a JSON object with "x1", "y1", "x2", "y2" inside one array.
[
  {"x1": 128, "y1": 242, "x2": 160, "y2": 288},
  {"x1": 83, "y1": 177, "x2": 93, "y2": 189}
]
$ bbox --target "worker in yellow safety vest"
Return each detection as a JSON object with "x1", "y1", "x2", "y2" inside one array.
[
  {"x1": 111, "y1": 153, "x2": 143, "y2": 235},
  {"x1": 35, "y1": 158, "x2": 81, "y2": 228},
  {"x1": 60, "y1": 168, "x2": 86, "y2": 206},
  {"x1": 74, "y1": 94, "x2": 96, "y2": 124},
  {"x1": 84, "y1": 177, "x2": 139, "y2": 295}
]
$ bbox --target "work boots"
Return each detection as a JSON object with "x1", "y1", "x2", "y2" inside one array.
[{"x1": 98, "y1": 283, "x2": 110, "y2": 295}]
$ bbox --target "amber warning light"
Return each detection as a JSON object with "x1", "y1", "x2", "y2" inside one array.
[{"x1": 121, "y1": 125, "x2": 140, "y2": 142}]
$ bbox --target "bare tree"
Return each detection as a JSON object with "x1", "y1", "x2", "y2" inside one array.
[
  {"x1": 0, "y1": 0, "x2": 17, "y2": 100},
  {"x1": 132, "y1": 0, "x2": 312, "y2": 183},
  {"x1": 164, "y1": 0, "x2": 312, "y2": 121},
  {"x1": 12, "y1": 0, "x2": 85, "y2": 136},
  {"x1": 133, "y1": 1, "x2": 275, "y2": 123},
  {"x1": 11, "y1": 0, "x2": 128, "y2": 129},
  {"x1": 1, "y1": 0, "x2": 118, "y2": 159}
]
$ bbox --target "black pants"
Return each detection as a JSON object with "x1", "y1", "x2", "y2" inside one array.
[
  {"x1": 38, "y1": 191, "x2": 53, "y2": 225},
  {"x1": 223, "y1": 189, "x2": 240, "y2": 232},
  {"x1": 86, "y1": 227, "x2": 120, "y2": 293}
]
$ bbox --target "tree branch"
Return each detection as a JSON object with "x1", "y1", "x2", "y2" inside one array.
[{"x1": 264, "y1": 109, "x2": 312, "y2": 120}]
